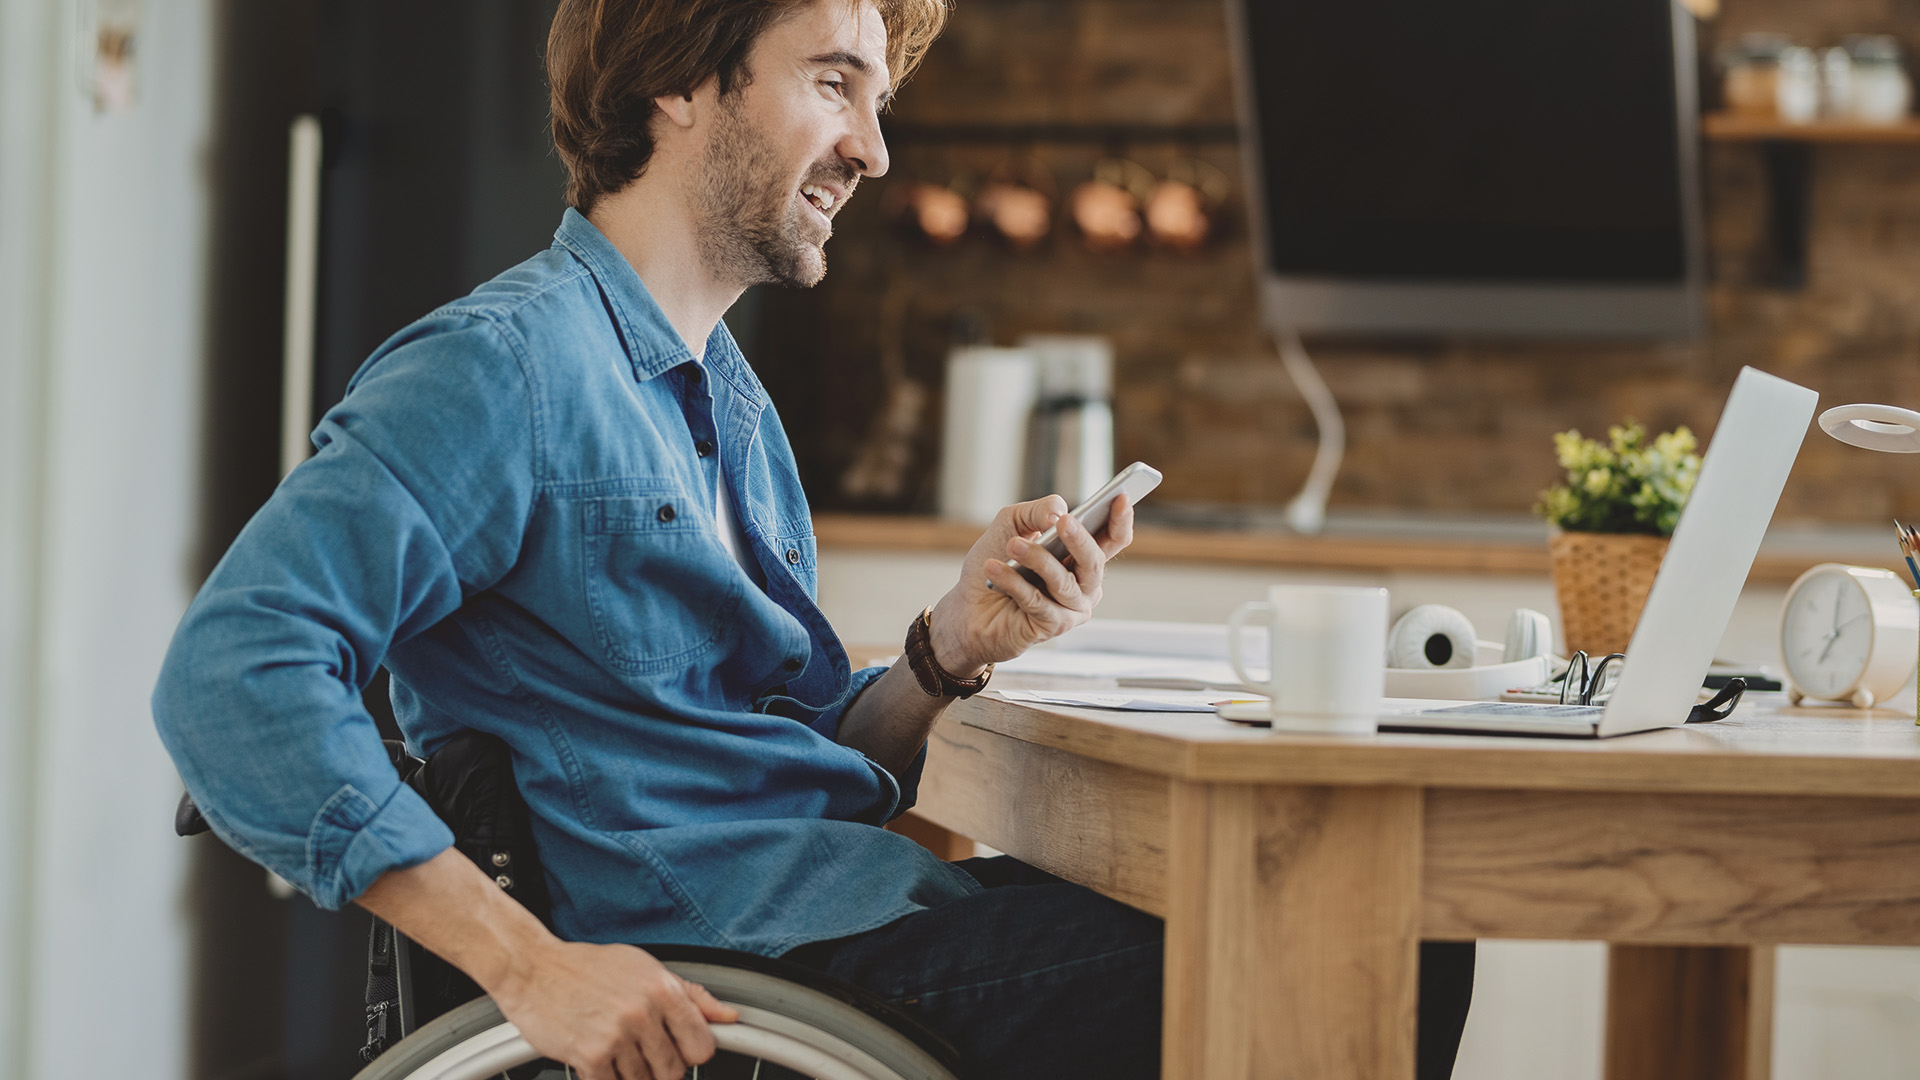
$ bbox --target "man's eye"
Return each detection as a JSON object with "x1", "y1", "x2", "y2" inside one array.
[{"x1": 820, "y1": 79, "x2": 846, "y2": 97}]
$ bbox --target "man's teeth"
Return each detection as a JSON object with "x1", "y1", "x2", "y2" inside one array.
[{"x1": 801, "y1": 184, "x2": 835, "y2": 211}]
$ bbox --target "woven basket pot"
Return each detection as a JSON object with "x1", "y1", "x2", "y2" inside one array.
[{"x1": 1547, "y1": 529, "x2": 1670, "y2": 656}]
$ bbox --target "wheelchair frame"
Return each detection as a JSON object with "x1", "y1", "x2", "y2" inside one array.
[{"x1": 174, "y1": 731, "x2": 965, "y2": 1080}]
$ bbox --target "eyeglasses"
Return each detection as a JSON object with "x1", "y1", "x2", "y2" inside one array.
[
  {"x1": 1687, "y1": 679, "x2": 1747, "y2": 724},
  {"x1": 1558, "y1": 650, "x2": 1624, "y2": 706},
  {"x1": 1555, "y1": 650, "x2": 1749, "y2": 722}
]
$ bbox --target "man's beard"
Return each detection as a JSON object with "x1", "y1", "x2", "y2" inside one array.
[{"x1": 694, "y1": 96, "x2": 854, "y2": 289}]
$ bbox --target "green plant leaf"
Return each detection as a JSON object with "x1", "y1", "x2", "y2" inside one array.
[{"x1": 1535, "y1": 422, "x2": 1698, "y2": 537}]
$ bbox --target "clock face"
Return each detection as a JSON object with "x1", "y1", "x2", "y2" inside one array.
[{"x1": 1782, "y1": 572, "x2": 1874, "y2": 699}]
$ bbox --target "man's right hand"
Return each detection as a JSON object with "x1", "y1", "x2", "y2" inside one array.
[
  {"x1": 493, "y1": 937, "x2": 738, "y2": 1080},
  {"x1": 357, "y1": 848, "x2": 738, "y2": 1080},
  {"x1": 931, "y1": 493, "x2": 1136, "y2": 672}
]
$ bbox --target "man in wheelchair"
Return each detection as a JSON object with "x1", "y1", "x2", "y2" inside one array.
[{"x1": 154, "y1": 1, "x2": 1474, "y2": 1077}]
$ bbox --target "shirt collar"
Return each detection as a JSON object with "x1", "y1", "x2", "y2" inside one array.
[{"x1": 552, "y1": 208, "x2": 760, "y2": 401}]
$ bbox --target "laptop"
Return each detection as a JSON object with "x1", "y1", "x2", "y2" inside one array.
[{"x1": 1384, "y1": 366, "x2": 1818, "y2": 738}]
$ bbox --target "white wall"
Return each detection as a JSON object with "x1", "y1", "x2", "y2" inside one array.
[
  {"x1": 0, "y1": 0, "x2": 58, "y2": 1061},
  {"x1": 0, "y1": 1, "x2": 213, "y2": 1075},
  {"x1": 818, "y1": 547, "x2": 1920, "y2": 1080}
]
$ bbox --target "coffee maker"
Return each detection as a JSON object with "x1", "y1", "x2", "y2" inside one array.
[{"x1": 1021, "y1": 335, "x2": 1115, "y2": 505}]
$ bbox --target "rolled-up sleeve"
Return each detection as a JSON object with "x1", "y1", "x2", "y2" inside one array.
[
  {"x1": 882, "y1": 738, "x2": 931, "y2": 821},
  {"x1": 808, "y1": 664, "x2": 933, "y2": 820},
  {"x1": 153, "y1": 315, "x2": 538, "y2": 908}
]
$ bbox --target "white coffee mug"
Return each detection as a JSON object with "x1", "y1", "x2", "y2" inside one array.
[{"x1": 1225, "y1": 585, "x2": 1389, "y2": 733}]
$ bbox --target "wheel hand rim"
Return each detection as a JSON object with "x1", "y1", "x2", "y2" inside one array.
[{"x1": 403, "y1": 1010, "x2": 897, "y2": 1080}]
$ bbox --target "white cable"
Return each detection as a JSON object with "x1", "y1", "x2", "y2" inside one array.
[{"x1": 1275, "y1": 329, "x2": 1344, "y2": 534}]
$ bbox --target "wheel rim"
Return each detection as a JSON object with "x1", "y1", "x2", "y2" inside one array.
[{"x1": 403, "y1": 1007, "x2": 902, "y2": 1080}]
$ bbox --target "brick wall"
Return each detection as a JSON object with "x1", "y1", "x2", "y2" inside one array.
[{"x1": 754, "y1": 0, "x2": 1920, "y2": 523}]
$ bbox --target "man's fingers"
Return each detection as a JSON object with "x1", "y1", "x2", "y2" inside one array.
[
  {"x1": 1008, "y1": 534, "x2": 1083, "y2": 606},
  {"x1": 1005, "y1": 495, "x2": 1069, "y2": 537},
  {"x1": 1057, "y1": 511, "x2": 1106, "y2": 595},
  {"x1": 609, "y1": 1041, "x2": 649, "y2": 1080},
  {"x1": 572, "y1": 1053, "x2": 618, "y2": 1080},
  {"x1": 984, "y1": 558, "x2": 1056, "y2": 619},
  {"x1": 1099, "y1": 495, "x2": 1135, "y2": 557},
  {"x1": 633, "y1": 1016, "x2": 686, "y2": 1080},
  {"x1": 662, "y1": 983, "x2": 720, "y2": 1065},
  {"x1": 686, "y1": 979, "x2": 740, "y2": 1024}
]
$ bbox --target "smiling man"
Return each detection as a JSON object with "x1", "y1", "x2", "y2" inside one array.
[
  {"x1": 152, "y1": 0, "x2": 1155, "y2": 1077},
  {"x1": 153, "y1": 1, "x2": 1471, "y2": 1077}
]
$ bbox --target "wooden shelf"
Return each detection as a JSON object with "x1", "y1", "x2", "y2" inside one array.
[
  {"x1": 815, "y1": 513, "x2": 1550, "y2": 575},
  {"x1": 812, "y1": 513, "x2": 1872, "y2": 585},
  {"x1": 1702, "y1": 111, "x2": 1920, "y2": 143},
  {"x1": 879, "y1": 121, "x2": 1242, "y2": 145},
  {"x1": 1695, "y1": 111, "x2": 1920, "y2": 288}
]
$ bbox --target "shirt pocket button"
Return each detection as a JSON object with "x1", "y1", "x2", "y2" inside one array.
[
  {"x1": 785, "y1": 547, "x2": 801, "y2": 565},
  {"x1": 657, "y1": 504, "x2": 676, "y2": 523}
]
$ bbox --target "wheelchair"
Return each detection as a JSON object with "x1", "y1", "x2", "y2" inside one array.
[{"x1": 175, "y1": 731, "x2": 965, "y2": 1080}]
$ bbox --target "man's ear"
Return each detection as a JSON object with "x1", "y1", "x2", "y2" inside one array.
[
  {"x1": 657, "y1": 75, "x2": 723, "y2": 131},
  {"x1": 654, "y1": 90, "x2": 698, "y2": 130}
]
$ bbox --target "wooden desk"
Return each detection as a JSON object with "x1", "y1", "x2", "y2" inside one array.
[{"x1": 906, "y1": 690, "x2": 1920, "y2": 1080}]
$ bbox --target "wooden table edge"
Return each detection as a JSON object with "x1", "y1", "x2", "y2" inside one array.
[{"x1": 951, "y1": 696, "x2": 1920, "y2": 799}]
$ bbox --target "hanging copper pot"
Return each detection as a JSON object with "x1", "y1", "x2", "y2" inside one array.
[
  {"x1": 885, "y1": 179, "x2": 971, "y2": 245},
  {"x1": 972, "y1": 155, "x2": 1056, "y2": 249},
  {"x1": 1070, "y1": 158, "x2": 1156, "y2": 253},
  {"x1": 1144, "y1": 157, "x2": 1230, "y2": 253}
]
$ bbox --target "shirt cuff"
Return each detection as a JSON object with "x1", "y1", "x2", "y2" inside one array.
[
  {"x1": 885, "y1": 740, "x2": 932, "y2": 821},
  {"x1": 306, "y1": 778, "x2": 454, "y2": 910},
  {"x1": 811, "y1": 663, "x2": 889, "y2": 741}
]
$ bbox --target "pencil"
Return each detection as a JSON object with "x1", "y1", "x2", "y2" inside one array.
[{"x1": 1897, "y1": 521, "x2": 1920, "y2": 588}]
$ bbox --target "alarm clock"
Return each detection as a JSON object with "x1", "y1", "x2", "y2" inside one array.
[{"x1": 1779, "y1": 563, "x2": 1919, "y2": 708}]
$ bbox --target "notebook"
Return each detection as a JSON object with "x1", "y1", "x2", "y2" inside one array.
[{"x1": 1384, "y1": 366, "x2": 1817, "y2": 738}]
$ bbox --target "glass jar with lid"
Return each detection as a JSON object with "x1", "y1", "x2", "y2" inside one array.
[
  {"x1": 1720, "y1": 32, "x2": 1792, "y2": 116},
  {"x1": 1844, "y1": 35, "x2": 1912, "y2": 124},
  {"x1": 1776, "y1": 46, "x2": 1820, "y2": 122}
]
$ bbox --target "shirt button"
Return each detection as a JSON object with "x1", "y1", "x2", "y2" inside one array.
[
  {"x1": 695, "y1": 439, "x2": 714, "y2": 458},
  {"x1": 657, "y1": 504, "x2": 676, "y2": 523},
  {"x1": 785, "y1": 547, "x2": 801, "y2": 564},
  {"x1": 783, "y1": 657, "x2": 803, "y2": 672}
]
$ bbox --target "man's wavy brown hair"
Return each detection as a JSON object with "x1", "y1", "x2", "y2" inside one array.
[{"x1": 548, "y1": 0, "x2": 947, "y2": 213}]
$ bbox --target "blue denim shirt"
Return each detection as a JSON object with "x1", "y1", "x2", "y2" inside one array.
[{"x1": 154, "y1": 209, "x2": 979, "y2": 955}]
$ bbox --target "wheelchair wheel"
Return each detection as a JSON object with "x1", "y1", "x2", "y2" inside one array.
[{"x1": 352, "y1": 956, "x2": 961, "y2": 1080}]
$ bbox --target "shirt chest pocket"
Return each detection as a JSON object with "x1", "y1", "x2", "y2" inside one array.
[{"x1": 581, "y1": 492, "x2": 744, "y2": 675}]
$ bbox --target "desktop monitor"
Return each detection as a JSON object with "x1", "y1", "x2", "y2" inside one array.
[{"x1": 1225, "y1": 0, "x2": 1706, "y2": 339}]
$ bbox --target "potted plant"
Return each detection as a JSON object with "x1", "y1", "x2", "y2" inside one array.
[{"x1": 1536, "y1": 422, "x2": 1702, "y2": 655}]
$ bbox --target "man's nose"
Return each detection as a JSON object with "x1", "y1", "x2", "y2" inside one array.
[{"x1": 840, "y1": 109, "x2": 890, "y2": 179}]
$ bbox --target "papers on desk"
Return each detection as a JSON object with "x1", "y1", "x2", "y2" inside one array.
[
  {"x1": 993, "y1": 649, "x2": 1247, "y2": 689},
  {"x1": 992, "y1": 618, "x2": 1261, "y2": 690},
  {"x1": 992, "y1": 689, "x2": 1251, "y2": 713},
  {"x1": 1047, "y1": 618, "x2": 1265, "y2": 658}
]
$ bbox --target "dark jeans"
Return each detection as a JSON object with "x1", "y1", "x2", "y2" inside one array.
[{"x1": 782, "y1": 856, "x2": 1476, "y2": 1079}]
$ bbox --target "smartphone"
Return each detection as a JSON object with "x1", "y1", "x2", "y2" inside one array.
[{"x1": 1005, "y1": 461, "x2": 1162, "y2": 592}]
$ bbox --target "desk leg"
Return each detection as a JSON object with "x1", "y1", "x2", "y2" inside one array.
[
  {"x1": 1604, "y1": 944, "x2": 1775, "y2": 1080},
  {"x1": 1163, "y1": 781, "x2": 1421, "y2": 1080}
]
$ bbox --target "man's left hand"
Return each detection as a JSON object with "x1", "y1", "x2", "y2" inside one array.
[{"x1": 928, "y1": 494, "x2": 1136, "y2": 675}]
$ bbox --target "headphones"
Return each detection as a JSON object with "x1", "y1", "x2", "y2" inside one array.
[{"x1": 1387, "y1": 605, "x2": 1553, "y2": 670}]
